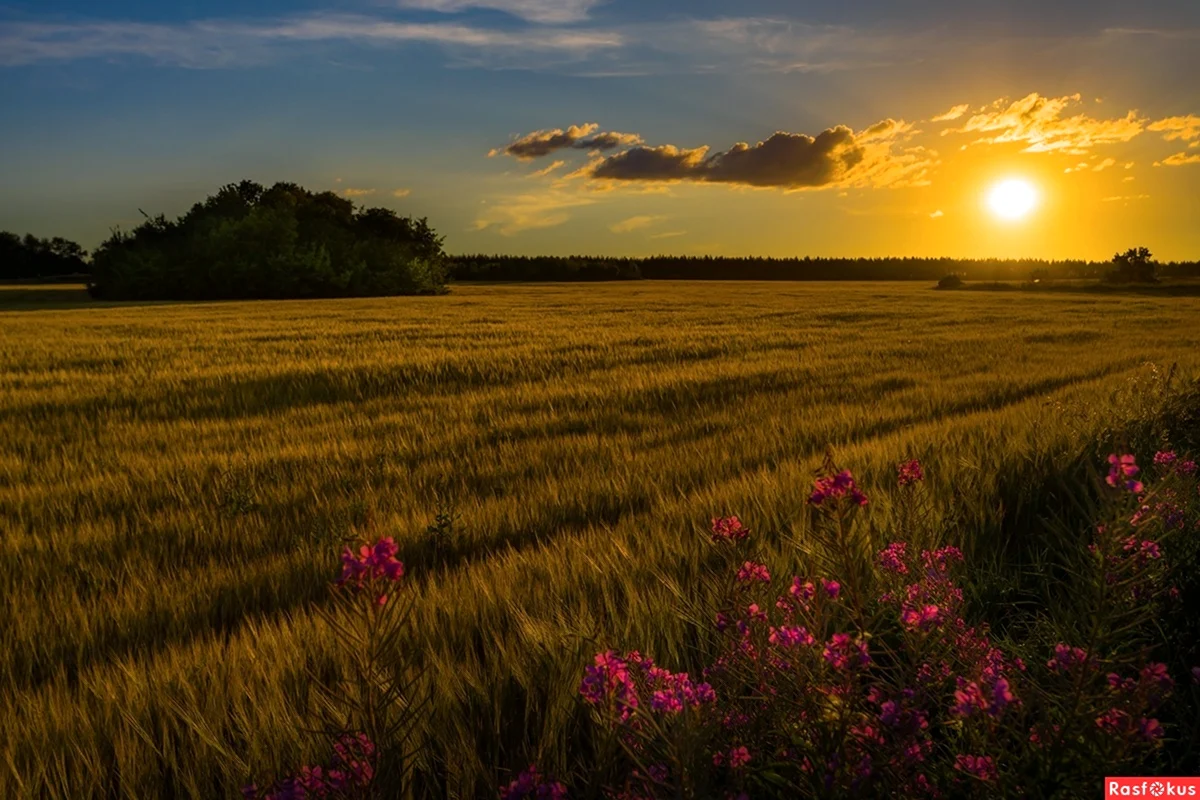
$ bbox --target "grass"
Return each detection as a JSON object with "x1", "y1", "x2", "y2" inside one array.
[{"x1": 2, "y1": 281, "x2": 1200, "y2": 798}]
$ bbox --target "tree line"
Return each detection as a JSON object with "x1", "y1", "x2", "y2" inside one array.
[{"x1": 449, "y1": 253, "x2": 1200, "y2": 283}]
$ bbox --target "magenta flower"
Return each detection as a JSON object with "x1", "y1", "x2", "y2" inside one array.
[
  {"x1": 1106, "y1": 454, "x2": 1144, "y2": 493},
  {"x1": 736, "y1": 561, "x2": 771, "y2": 584},
  {"x1": 728, "y1": 746, "x2": 751, "y2": 769},
  {"x1": 821, "y1": 578, "x2": 841, "y2": 599},
  {"x1": 769, "y1": 625, "x2": 815, "y2": 648},
  {"x1": 1154, "y1": 450, "x2": 1177, "y2": 467},
  {"x1": 954, "y1": 755, "x2": 997, "y2": 782},
  {"x1": 789, "y1": 577, "x2": 816, "y2": 603},
  {"x1": 1046, "y1": 643, "x2": 1090, "y2": 673},
  {"x1": 877, "y1": 542, "x2": 909, "y2": 574},
  {"x1": 823, "y1": 633, "x2": 870, "y2": 670},
  {"x1": 1095, "y1": 708, "x2": 1128, "y2": 733},
  {"x1": 809, "y1": 469, "x2": 869, "y2": 507},
  {"x1": 579, "y1": 651, "x2": 637, "y2": 711},
  {"x1": 1138, "y1": 718, "x2": 1164, "y2": 741},
  {"x1": 897, "y1": 459, "x2": 925, "y2": 487},
  {"x1": 951, "y1": 682, "x2": 986, "y2": 718},
  {"x1": 337, "y1": 537, "x2": 405, "y2": 606},
  {"x1": 711, "y1": 516, "x2": 750, "y2": 543},
  {"x1": 500, "y1": 765, "x2": 568, "y2": 800}
]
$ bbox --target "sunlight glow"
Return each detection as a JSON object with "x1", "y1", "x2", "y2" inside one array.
[{"x1": 986, "y1": 179, "x2": 1039, "y2": 221}]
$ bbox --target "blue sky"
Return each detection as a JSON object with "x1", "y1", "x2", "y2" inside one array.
[{"x1": 2, "y1": 0, "x2": 1199, "y2": 259}]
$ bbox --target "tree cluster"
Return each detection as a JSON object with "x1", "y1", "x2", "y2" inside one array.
[
  {"x1": 0, "y1": 233, "x2": 89, "y2": 280},
  {"x1": 88, "y1": 181, "x2": 448, "y2": 300}
]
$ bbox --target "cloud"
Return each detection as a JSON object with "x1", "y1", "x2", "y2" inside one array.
[
  {"x1": 392, "y1": 188, "x2": 411, "y2": 197},
  {"x1": 929, "y1": 210, "x2": 944, "y2": 218},
  {"x1": 1093, "y1": 158, "x2": 1116, "y2": 172},
  {"x1": 1147, "y1": 115, "x2": 1200, "y2": 142},
  {"x1": 609, "y1": 215, "x2": 664, "y2": 233},
  {"x1": 1101, "y1": 194, "x2": 1150, "y2": 202},
  {"x1": 473, "y1": 190, "x2": 595, "y2": 235},
  {"x1": 0, "y1": 14, "x2": 623, "y2": 68},
  {"x1": 944, "y1": 93, "x2": 1145, "y2": 154},
  {"x1": 530, "y1": 160, "x2": 567, "y2": 177},
  {"x1": 343, "y1": 188, "x2": 377, "y2": 197},
  {"x1": 490, "y1": 123, "x2": 642, "y2": 160},
  {"x1": 931, "y1": 104, "x2": 969, "y2": 122},
  {"x1": 1155, "y1": 152, "x2": 1200, "y2": 167},
  {"x1": 578, "y1": 118, "x2": 931, "y2": 190},
  {"x1": 393, "y1": 0, "x2": 604, "y2": 24},
  {"x1": 649, "y1": 230, "x2": 686, "y2": 240}
]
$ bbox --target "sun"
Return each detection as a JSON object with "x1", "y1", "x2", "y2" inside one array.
[{"x1": 986, "y1": 178, "x2": 1039, "y2": 221}]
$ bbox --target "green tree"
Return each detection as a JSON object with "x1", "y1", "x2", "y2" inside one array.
[{"x1": 1110, "y1": 247, "x2": 1157, "y2": 283}]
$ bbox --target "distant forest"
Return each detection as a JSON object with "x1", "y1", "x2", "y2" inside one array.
[
  {"x1": 448, "y1": 254, "x2": 1200, "y2": 283},
  {"x1": 5, "y1": 226, "x2": 1200, "y2": 287}
]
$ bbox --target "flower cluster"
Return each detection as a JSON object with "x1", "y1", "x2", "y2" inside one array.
[
  {"x1": 243, "y1": 734, "x2": 375, "y2": 800},
  {"x1": 337, "y1": 536, "x2": 405, "y2": 606},
  {"x1": 580, "y1": 650, "x2": 715, "y2": 722},
  {"x1": 808, "y1": 469, "x2": 869, "y2": 507},
  {"x1": 567, "y1": 450, "x2": 1199, "y2": 799},
  {"x1": 1106, "y1": 454, "x2": 1144, "y2": 494},
  {"x1": 500, "y1": 766, "x2": 568, "y2": 800},
  {"x1": 711, "y1": 516, "x2": 750, "y2": 543},
  {"x1": 897, "y1": 459, "x2": 924, "y2": 487}
]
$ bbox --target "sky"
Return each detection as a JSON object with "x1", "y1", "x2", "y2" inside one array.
[{"x1": 1, "y1": 0, "x2": 1199, "y2": 260}]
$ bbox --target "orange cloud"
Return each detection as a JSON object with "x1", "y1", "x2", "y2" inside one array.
[
  {"x1": 343, "y1": 188, "x2": 376, "y2": 197},
  {"x1": 1147, "y1": 115, "x2": 1200, "y2": 142},
  {"x1": 1155, "y1": 152, "x2": 1200, "y2": 167},
  {"x1": 944, "y1": 93, "x2": 1144, "y2": 154},
  {"x1": 930, "y1": 103, "x2": 969, "y2": 122}
]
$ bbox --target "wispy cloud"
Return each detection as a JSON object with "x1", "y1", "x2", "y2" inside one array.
[
  {"x1": 473, "y1": 190, "x2": 595, "y2": 234},
  {"x1": 1147, "y1": 115, "x2": 1200, "y2": 142},
  {"x1": 649, "y1": 230, "x2": 686, "y2": 239},
  {"x1": 929, "y1": 209, "x2": 944, "y2": 218},
  {"x1": 609, "y1": 214, "x2": 664, "y2": 233},
  {"x1": 0, "y1": 13, "x2": 623, "y2": 68},
  {"x1": 392, "y1": 0, "x2": 606, "y2": 24},
  {"x1": 392, "y1": 188, "x2": 412, "y2": 198},
  {"x1": 343, "y1": 188, "x2": 377, "y2": 197},
  {"x1": 943, "y1": 93, "x2": 1145, "y2": 154},
  {"x1": 1155, "y1": 152, "x2": 1200, "y2": 166},
  {"x1": 530, "y1": 160, "x2": 566, "y2": 177},
  {"x1": 930, "y1": 104, "x2": 969, "y2": 122}
]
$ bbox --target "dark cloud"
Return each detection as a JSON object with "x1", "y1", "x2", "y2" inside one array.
[
  {"x1": 588, "y1": 120, "x2": 926, "y2": 189},
  {"x1": 490, "y1": 123, "x2": 643, "y2": 161}
]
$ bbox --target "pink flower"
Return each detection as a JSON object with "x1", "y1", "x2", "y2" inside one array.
[
  {"x1": 1138, "y1": 718, "x2": 1164, "y2": 741},
  {"x1": 789, "y1": 577, "x2": 816, "y2": 603},
  {"x1": 736, "y1": 561, "x2": 771, "y2": 584},
  {"x1": 823, "y1": 633, "x2": 870, "y2": 670},
  {"x1": 1106, "y1": 454, "x2": 1144, "y2": 494},
  {"x1": 1046, "y1": 643, "x2": 1090, "y2": 673},
  {"x1": 769, "y1": 625, "x2": 815, "y2": 648},
  {"x1": 877, "y1": 542, "x2": 909, "y2": 574},
  {"x1": 809, "y1": 469, "x2": 869, "y2": 507},
  {"x1": 897, "y1": 459, "x2": 925, "y2": 486},
  {"x1": 951, "y1": 682, "x2": 986, "y2": 718},
  {"x1": 1154, "y1": 450, "x2": 1177, "y2": 467},
  {"x1": 728, "y1": 746, "x2": 751, "y2": 769},
  {"x1": 500, "y1": 765, "x2": 568, "y2": 800},
  {"x1": 954, "y1": 754, "x2": 996, "y2": 782},
  {"x1": 1095, "y1": 708, "x2": 1128, "y2": 733},
  {"x1": 821, "y1": 578, "x2": 841, "y2": 599},
  {"x1": 711, "y1": 516, "x2": 750, "y2": 543},
  {"x1": 337, "y1": 537, "x2": 405, "y2": 606}
]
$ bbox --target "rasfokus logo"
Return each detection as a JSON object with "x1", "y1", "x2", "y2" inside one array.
[{"x1": 1107, "y1": 778, "x2": 1200, "y2": 798}]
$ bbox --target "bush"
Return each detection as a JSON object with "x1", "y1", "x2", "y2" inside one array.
[
  {"x1": 936, "y1": 274, "x2": 964, "y2": 290},
  {"x1": 87, "y1": 181, "x2": 448, "y2": 300}
]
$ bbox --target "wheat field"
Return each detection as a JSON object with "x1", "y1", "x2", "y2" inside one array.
[{"x1": 2, "y1": 281, "x2": 1200, "y2": 798}]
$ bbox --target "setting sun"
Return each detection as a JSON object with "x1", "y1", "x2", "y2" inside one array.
[{"x1": 986, "y1": 178, "x2": 1040, "y2": 221}]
